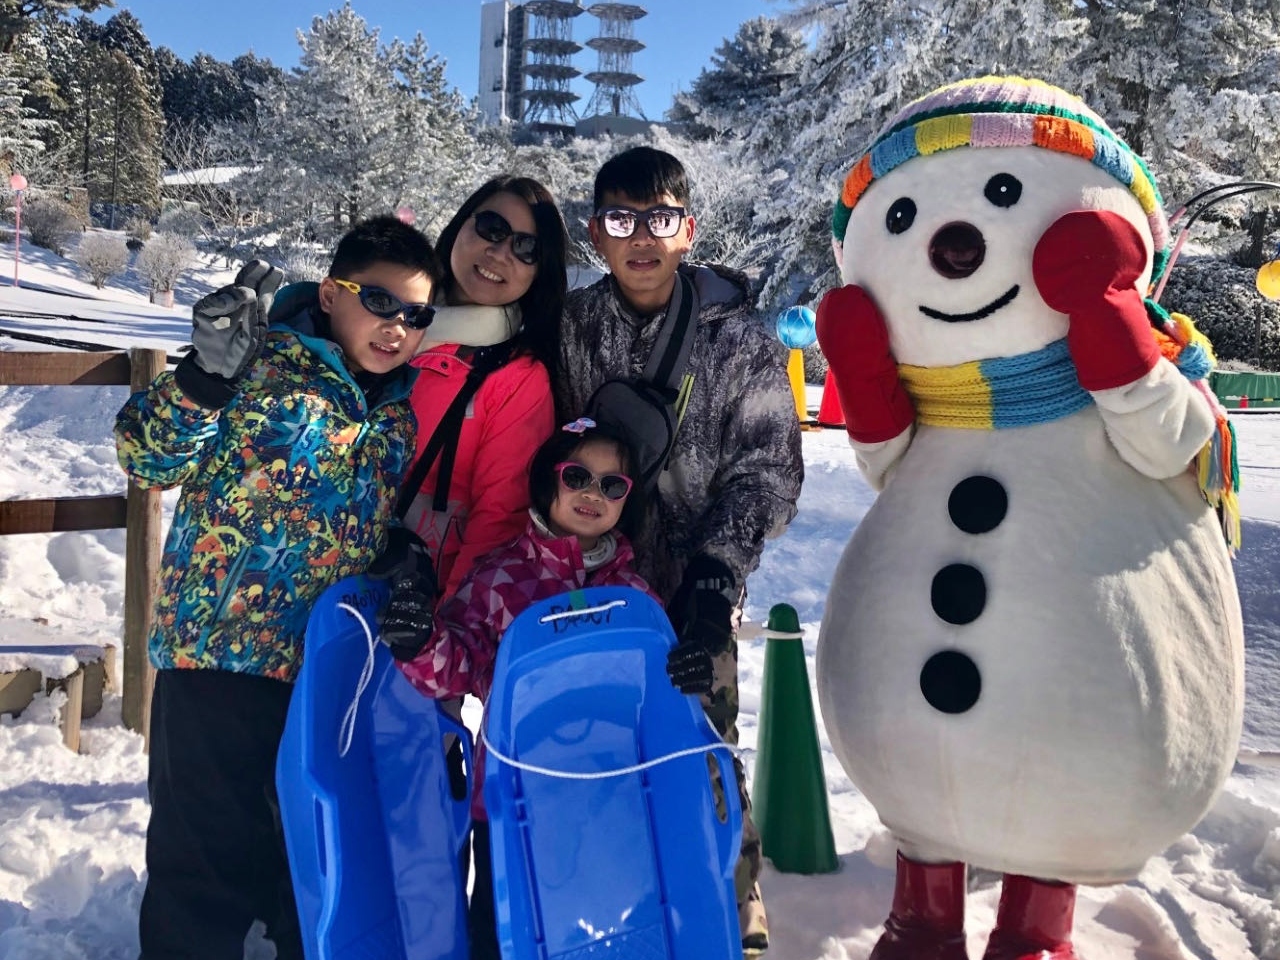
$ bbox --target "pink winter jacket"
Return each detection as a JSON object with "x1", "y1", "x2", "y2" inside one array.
[
  {"x1": 399, "y1": 519, "x2": 661, "y2": 820},
  {"x1": 400, "y1": 519, "x2": 659, "y2": 702},
  {"x1": 401, "y1": 345, "x2": 556, "y2": 601}
]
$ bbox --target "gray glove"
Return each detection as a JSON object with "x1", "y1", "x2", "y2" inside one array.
[
  {"x1": 189, "y1": 260, "x2": 285, "y2": 380},
  {"x1": 176, "y1": 260, "x2": 285, "y2": 409}
]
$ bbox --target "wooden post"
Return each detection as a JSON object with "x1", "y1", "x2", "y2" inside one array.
[
  {"x1": 60, "y1": 667, "x2": 85, "y2": 754},
  {"x1": 122, "y1": 347, "x2": 165, "y2": 748}
]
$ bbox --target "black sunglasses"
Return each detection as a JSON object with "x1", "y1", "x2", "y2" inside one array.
[
  {"x1": 555, "y1": 461, "x2": 633, "y2": 502},
  {"x1": 473, "y1": 209, "x2": 540, "y2": 266},
  {"x1": 331, "y1": 278, "x2": 436, "y2": 330},
  {"x1": 595, "y1": 205, "x2": 687, "y2": 239}
]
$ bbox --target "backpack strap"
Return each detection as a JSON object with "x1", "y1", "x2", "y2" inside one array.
[
  {"x1": 396, "y1": 342, "x2": 515, "y2": 521},
  {"x1": 642, "y1": 270, "x2": 700, "y2": 396}
]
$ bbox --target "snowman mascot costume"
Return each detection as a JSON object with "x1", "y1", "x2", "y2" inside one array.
[{"x1": 815, "y1": 76, "x2": 1245, "y2": 960}]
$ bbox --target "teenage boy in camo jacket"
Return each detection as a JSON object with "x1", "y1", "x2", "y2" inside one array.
[{"x1": 555, "y1": 145, "x2": 803, "y2": 957}]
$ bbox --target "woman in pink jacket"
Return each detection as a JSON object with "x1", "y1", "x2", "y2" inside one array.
[
  {"x1": 399, "y1": 418, "x2": 658, "y2": 960},
  {"x1": 398, "y1": 175, "x2": 568, "y2": 602}
]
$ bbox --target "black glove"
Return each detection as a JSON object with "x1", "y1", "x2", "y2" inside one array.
[
  {"x1": 665, "y1": 554, "x2": 737, "y2": 696},
  {"x1": 369, "y1": 527, "x2": 439, "y2": 662},
  {"x1": 175, "y1": 260, "x2": 284, "y2": 408}
]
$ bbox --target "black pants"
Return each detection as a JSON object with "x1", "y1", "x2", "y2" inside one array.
[
  {"x1": 468, "y1": 819, "x2": 501, "y2": 960},
  {"x1": 139, "y1": 668, "x2": 304, "y2": 960}
]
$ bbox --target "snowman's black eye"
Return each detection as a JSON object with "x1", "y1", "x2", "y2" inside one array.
[
  {"x1": 886, "y1": 197, "x2": 917, "y2": 234},
  {"x1": 985, "y1": 173, "x2": 1022, "y2": 208}
]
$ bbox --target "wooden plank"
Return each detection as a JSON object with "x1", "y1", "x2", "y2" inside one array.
[
  {"x1": 60, "y1": 667, "x2": 85, "y2": 753},
  {"x1": 0, "y1": 669, "x2": 42, "y2": 716},
  {"x1": 0, "y1": 351, "x2": 132, "y2": 386},
  {"x1": 0, "y1": 495, "x2": 128, "y2": 535},
  {"x1": 122, "y1": 347, "x2": 165, "y2": 748}
]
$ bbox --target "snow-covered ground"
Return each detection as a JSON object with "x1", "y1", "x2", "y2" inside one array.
[{"x1": 2, "y1": 237, "x2": 1280, "y2": 959}]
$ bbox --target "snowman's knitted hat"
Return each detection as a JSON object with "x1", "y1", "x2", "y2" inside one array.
[{"x1": 833, "y1": 76, "x2": 1171, "y2": 279}]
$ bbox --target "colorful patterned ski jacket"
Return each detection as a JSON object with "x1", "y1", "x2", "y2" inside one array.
[
  {"x1": 399, "y1": 516, "x2": 659, "y2": 819},
  {"x1": 556, "y1": 262, "x2": 804, "y2": 602},
  {"x1": 401, "y1": 345, "x2": 555, "y2": 601},
  {"x1": 114, "y1": 328, "x2": 417, "y2": 682}
]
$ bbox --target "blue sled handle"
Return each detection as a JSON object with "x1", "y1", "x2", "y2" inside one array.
[
  {"x1": 710, "y1": 744, "x2": 743, "y2": 881},
  {"x1": 437, "y1": 707, "x2": 474, "y2": 854},
  {"x1": 311, "y1": 786, "x2": 341, "y2": 933}
]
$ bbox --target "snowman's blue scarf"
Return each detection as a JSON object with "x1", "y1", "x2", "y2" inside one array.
[{"x1": 897, "y1": 338, "x2": 1091, "y2": 429}]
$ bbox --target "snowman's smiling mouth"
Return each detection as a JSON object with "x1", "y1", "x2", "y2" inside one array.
[{"x1": 919, "y1": 284, "x2": 1020, "y2": 323}]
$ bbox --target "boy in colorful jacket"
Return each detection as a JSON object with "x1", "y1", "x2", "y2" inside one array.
[{"x1": 115, "y1": 216, "x2": 443, "y2": 960}]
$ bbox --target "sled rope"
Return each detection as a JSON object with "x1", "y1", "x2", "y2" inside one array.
[
  {"x1": 481, "y1": 731, "x2": 739, "y2": 780},
  {"x1": 336, "y1": 602, "x2": 378, "y2": 758}
]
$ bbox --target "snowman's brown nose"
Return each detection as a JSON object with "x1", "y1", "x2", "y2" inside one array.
[{"x1": 930, "y1": 222, "x2": 986, "y2": 279}]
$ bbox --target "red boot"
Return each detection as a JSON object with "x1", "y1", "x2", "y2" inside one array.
[
  {"x1": 982, "y1": 874, "x2": 1080, "y2": 960},
  {"x1": 870, "y1": 852, "x2": 969, "y2": 960}
]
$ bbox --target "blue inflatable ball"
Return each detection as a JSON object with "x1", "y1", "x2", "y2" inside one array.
[{"x1": 776, "y1": 305, "x2": 817, "y2": 350}]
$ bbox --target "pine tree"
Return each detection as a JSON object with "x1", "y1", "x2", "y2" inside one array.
[
  {"x1": 236, "y1": 3, "x2": 489, "y2": 242},
  {"x1": 0, "y1": 46, "x2": 50, "y2": 167},
  {"x1": 1072, "y1": 0, "x2": 1280, "y2": 263},
  {"x1": 667, "y1": 17, "x2": 806, "y2": 140},
  {"x1": 0, "y1": 0, "x2": 107, "y2": 53},
  {"x1": 747, "y1": 0, "x2": 1089, "y2": 314}
]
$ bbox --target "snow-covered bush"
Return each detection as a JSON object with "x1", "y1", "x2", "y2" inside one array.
[
  {"x1": 156, "y1": 205, "x2": 206, "y2": 239},
  {"x1": 73, "y1": 232, "x2": 129, "y2": 288},
  {"x1": 125, "y1": 216, "x2": 151, "y2": 242},
  {"x1": 23, "y1": 198, "x2": 80, "y2": 255},
  {"x1": 273, "y1": 239, "x2": 327, "y2": 283},
  {"x1": 1161, "y1": 256, "x2": 1280, "y2": 369},
  {"x1": 136, "y1": 231, "x2": 195, "y2": 295}
]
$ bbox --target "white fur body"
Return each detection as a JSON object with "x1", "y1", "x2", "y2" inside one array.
[{"x1": 818, "y1": 145, "x2": 1245, "y2": 883}]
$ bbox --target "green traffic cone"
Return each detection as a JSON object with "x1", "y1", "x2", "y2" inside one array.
[{"x1": 751, "y1": 603, "x2": 839, "y2": 874}]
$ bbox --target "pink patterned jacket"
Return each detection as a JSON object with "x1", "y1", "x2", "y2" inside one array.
[{"x1": 399, "y1": 518, "x2": 659, "y2": 703}]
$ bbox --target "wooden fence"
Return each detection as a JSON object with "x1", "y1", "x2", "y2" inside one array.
[{"x1": 0, "y1": 347, "x2": 164, "y2": 748}]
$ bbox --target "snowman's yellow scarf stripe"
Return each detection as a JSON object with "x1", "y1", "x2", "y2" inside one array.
[
  {"x1": 898, "y1": 338, "x2": 1091, "y2": 430},
  {"x1": 897, "y1": 318, "x2": 1241, "y2": 552}
]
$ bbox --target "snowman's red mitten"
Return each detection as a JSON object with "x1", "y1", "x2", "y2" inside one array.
[
  {"x1": 1031, "y1": 209, "x2": 1160, "y2": 392},
  {"x1": 815, "y1": 284, "x2": 915, "y2": 443}
]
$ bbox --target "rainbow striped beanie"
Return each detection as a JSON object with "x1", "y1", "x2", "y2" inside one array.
[{"x1": 833, "y1": 76, "x2": 1172, "y2": 279}]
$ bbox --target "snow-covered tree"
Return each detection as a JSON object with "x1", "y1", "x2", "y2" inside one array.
[
  {"x1": 41, "y1": 14, "x2": 163, "y2": 218},
  {"x1": 747, "y1": 0, "x2": 1089, "y2": 314},
  {"x1": 667, "y1": 17, "x2": 806, "y2": 140},
  {"x1": 0, "y1": 0, "x2": 107, "y2": 53},
  {"x1": 233, "y1": 4, "x2": 492, "y2": 244},
  {"x1": 0, "y1": 48, "x2": 49, "y2": 167},
  {"x1": 1071, "y1": 1, "x2": 1280, "y2": 264}
]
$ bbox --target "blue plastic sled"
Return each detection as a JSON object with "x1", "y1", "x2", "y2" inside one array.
[
  {"x1": 483, "y1": 585, "x2": 744, "y2": 960},
  {"x1": 277, "y1": 575, "x2": 473, "y2": 960}
]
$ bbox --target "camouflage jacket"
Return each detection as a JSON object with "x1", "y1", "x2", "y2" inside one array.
[{"x1": 556, "y1": 262, "x2": 803, "y2": 601}]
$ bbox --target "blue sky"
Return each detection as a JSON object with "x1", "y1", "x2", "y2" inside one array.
[{"x1": 97, "y1": 0, "x2": 786, "y2": 121}]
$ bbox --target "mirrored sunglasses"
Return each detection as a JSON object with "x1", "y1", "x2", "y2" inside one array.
[
  {"x1": 331, "y1": 278, "x2": 436, "y2": 329},
  {"x1": 595, "y1": 204, "x2": 687, "y2": 239},
  {"x1": 473, "y1": 209, "x2": 540, "y2": 265},
  {"x1": 555, "y1": 461, "x2": 633, "y2": 502}
]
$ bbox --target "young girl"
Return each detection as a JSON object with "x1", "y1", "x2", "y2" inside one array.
[{"x1": 398, "y1": 417, "x2": 658, "y2": 960}]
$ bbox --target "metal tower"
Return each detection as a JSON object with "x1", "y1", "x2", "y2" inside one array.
[
  {"x1": 583, "y1": 2, "x2": 646, "y2": 120},
  {"x1": 521, "y1": 0, "x2": 584, "y2": 131}
]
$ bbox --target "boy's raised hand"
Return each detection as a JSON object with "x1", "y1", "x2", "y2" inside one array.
[{"x1": 189, "y1": 259, "x2": 285, "y2": 382}]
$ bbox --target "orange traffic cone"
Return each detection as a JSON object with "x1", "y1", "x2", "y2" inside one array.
[{"x1": 817, "y1": 369, "x2": 845, "y2": 428}]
